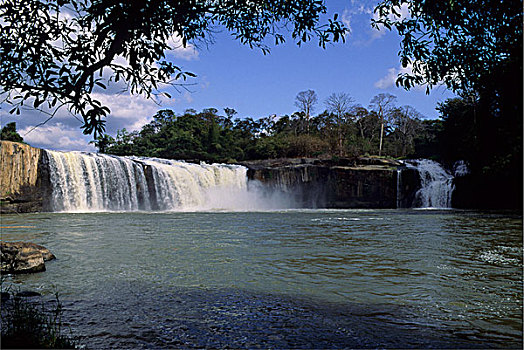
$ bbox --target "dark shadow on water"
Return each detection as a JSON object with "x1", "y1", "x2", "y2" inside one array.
[{"x1": 57, "y1": 281, "x2": 521, "y2": 349}]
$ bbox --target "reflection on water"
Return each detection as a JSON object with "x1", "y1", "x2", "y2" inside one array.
[{"x1": 1, "y1": 210, "x2": 522, "y2": 348}]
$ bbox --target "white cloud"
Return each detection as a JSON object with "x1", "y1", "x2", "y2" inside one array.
[
  {"x1": 167, "y1": 35, "x2": 199, "y2": 61},
  {"x1": 374, "y1": 63, "x2": 426, "y2": 91},
  {"x1": 20, "y1": 123, "x2": 96, "y2": 152},
  {"x1": 5, "y1": 92, "x2": 165, "y2": 151},
  {"x1": 371, "y1": 3, "x2": 410, "y2": 40},
  {"x1": 341, "y1": 9, "x2": 352, "y2": 36},
  {"x1": 183, "y1": 91, "x2": 194, "y2": 103},
  {"x1": 91, "y1": 92, "x2": 160, "y2": 132},
  {"x1": 350, "y1": 0, "x2": 373, "y2": 15},
  {"x1": 15, "y1": 93, "x2": 160, "y2": 151},
  {"x1": 342, "y1": 1, "x2": 404, "y2": 44},
  {"x1": 343, "y1": 1, "x2": 374, "y2": 38},
  {"x1": 375, "y1": 67, "x2": 401, "y2": 89}
]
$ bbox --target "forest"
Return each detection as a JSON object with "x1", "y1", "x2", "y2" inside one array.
[{"x1": 94, "y1": 92, "x2": 442, "y2": 163}]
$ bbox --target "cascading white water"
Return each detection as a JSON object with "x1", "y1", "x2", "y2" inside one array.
[
  {"x1": 46, "y1": 151, "x2": 152, "y2": 211},
  {"x1": 44, "y1": 150, "x2": 291, "y2": 212},
  {"x1": 137, "y1": 157, "x2": 251, "y2": 210},
  {"x1": 405, "y1": 159, "x2": 454, "y2": 208},
  {"x1": 452, "y1": 160, "x2": 470, "y2": 177}
]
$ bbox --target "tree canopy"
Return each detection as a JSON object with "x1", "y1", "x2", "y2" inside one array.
[
  {"x1": 0, "y1": 122, "x2": 24, "y2": 143},
  {"x1": 374, "y1": 0, "x2": 522, "y2": 208},
  {"x1": 0, "y1": 0, "x2": 347, "y2": 137},
  {"x1": 95, "y1": 92, "x2": 430, "y2": 162},
  {"x1": 372, "y1": 0, "x2": 522, "y2": 94}
]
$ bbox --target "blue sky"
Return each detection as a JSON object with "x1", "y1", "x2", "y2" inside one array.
[{"x1": 0, "y1": 0, "x2": 454, "y2": 152}]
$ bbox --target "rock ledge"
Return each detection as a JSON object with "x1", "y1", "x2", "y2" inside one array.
[{"x1": 1, "y1": 241, "x2": 55, "y2": 274}]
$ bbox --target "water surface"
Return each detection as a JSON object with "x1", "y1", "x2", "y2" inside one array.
[{"x1": 1, "y1": 209, "x2": 522, "y2": 348}]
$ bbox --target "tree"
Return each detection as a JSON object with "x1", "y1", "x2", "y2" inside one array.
[
  {"x1": 412, "y1": 119, "x2": 443, "y2": 159},
  {"x1": 436, "y1": 98, "x2": 478, "y2": 163},
  {"x1": 0, "y1": 122, "x2": 24, "y2": 143},
  {"x1": 224, "y1": 108, "x2": 237, "y2": 119},
  {"x1": 353, "y1": 106, "x2": 369, "y2": 138},
  {"x1": 90, "y1": 133, "x2": 115, "y2": 154},
  {"x1": 325, "y1": 92, "x2": 355, "y2": 155},
  {"x1": 369, "y1": 93, "x2": 396, "y2": 156},
  {"x1": 389, "y1": 105, "x2": 422, "y2": 157},
  {"x1": 1, "y1": 1, "x2": 347, "y2": 138},
  {"x1": 373, "y1": 0, "x2": 522, "y2": 208},
  {"x1": 294, "y1": 90, "x2": 318, "y2": 134},
  {"x1": 372, "y1": 0, "x2": 522, "y2": 94}
]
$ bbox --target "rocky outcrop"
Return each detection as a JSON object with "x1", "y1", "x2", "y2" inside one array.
[
  {"x1": 1, "y1": 242, "x2": 56, "y2": 274},
  {"x1": 241, "y1": 157, "x2": 419, "y2": 208},
  {"x1": 328, "y1": 166, "x2": 397, "y2": 208},
  {"x1": 397, "y1": 167, "x2": 420, "y2": 208},
  {"x1": 0, "y1": 140, "x2": 423, "y2": 210},
  {"x1": 0, "y1": 141, "x2": 47, "y2": 213}
]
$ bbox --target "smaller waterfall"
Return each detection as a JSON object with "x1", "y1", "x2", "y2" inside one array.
[
  {"x1": 406, "y1": 159, "x2": 454, "y2": 208},
  {"x1": 396, "y1": 168, "x2": 402, "y2": 208},
  {"x1": 452, "y1": 160, "x2": 470, "y2": 177}
]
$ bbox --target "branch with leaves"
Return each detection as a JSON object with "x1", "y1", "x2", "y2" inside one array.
[{"x1": 1, "y1": 0, "x2": 348, "y2": 137}]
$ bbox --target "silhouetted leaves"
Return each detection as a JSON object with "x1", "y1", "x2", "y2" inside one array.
[{"x1": 0, "y1": 0, "x2": 347, "y2": 137}]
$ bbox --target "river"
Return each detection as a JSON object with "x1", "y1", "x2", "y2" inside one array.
[{"x1": 1, "y1": 209, "x2": 522, "y2": 348}]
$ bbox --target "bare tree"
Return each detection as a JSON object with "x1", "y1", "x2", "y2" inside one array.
[
  {"x1": 390, "y1": 105, "x2": 423, "y2": 156},
  {"x1": 369, "y1": 93, "x2": 397, "y2": 156},
  {"x1": 294, "y1": 90, "x2": 318, "y2": 133},
  {"x1": 325, "y1": 92, "x2": 356, "y2": 155}
]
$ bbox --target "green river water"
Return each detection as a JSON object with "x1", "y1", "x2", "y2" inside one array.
[{"x1": 1, "y1": 209, "x2": 522, "y2": 348}]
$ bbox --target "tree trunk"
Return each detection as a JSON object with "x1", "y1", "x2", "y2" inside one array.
[
  {"x1": 378, "y1": 121, "x2": 384, "y2": 156},
  {"x1": 338, "y1": 126, "x2": 343, "y2": 156}
]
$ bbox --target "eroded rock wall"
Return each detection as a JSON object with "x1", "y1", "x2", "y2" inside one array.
[
  {"x1": 0, "y1": 141, "x2": 45, "y2": 213},
  {"x1": 242, "y1": 158, "x2": 412, "y2": 208},
  {"x1": 327, "y1": 166, "x2": 397, "y2": 208}
]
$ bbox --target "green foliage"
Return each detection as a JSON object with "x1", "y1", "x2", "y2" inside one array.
[
  {"x1": 372, "y1": 0, "x2": 522, "y2": 93},
  {"x1": 0, "y1": 122, "x2": 24, "y2": 143},
  {"x1": 90, "y1": 133, "x2": 115, "y2": 153},
  {"x1": 411, "y1": 119, "x2": 443, "y2": 160},
  {"x1": 284, "y1": 134, "x2": 330, "y2": 158},
  {"x1": 437, "y1": 98, "x2": 477, "y2": 162},
  {"x1": 0, "y1": 0, "x2": 347, "y2": 137},
  {"x1": 374, "y1": 0, "x2": 522, "y2": 208},
  {"x1": 437, "y1": 96, "x2": 522, "y2": 208},
  {"x1": 101, "y1": 93, "x2": 431, "y2": 162},
  {"x1": 1, "y1": 291, "x2": 77, "y2": 349}
]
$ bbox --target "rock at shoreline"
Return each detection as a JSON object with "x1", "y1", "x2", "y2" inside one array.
[{"x1": 1, "y1": 241, "x2": 56, "y2": 274}]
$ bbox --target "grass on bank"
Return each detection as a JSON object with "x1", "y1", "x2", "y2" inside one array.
[{"x1": 1, "y1": 289, "x2": 77, "y2": 349}]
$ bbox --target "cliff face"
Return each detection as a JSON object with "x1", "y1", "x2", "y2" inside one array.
[
  {"x1": 0, "y1": 141, "x2": 45, "y2": 213},
  {"x1": 1, "y1": 142, "x2": 422, "y2": 212},
  {"x1": 242, "y1": 158, "x2": 418, "y2": 209},
  {"x1": 328, "y1": 166, "x2": 397, "y2": 208}
]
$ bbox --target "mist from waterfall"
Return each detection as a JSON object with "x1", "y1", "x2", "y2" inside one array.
[
  {"x1": 405, "y1": 159, "x2": 454, "y2": 208},
  {"x1": 45, "y1": 150, "x2": 294, "y2": 212}
]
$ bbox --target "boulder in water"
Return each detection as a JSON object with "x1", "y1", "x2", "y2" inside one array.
[{"x1": 1, "y1": 241, "x2": 55, "y2": 274}]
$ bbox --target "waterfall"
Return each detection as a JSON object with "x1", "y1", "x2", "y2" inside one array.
[
  {"x1": 396, "y1": 168, "x2": 402, "y2": 208},
  {"x1": 44, "y1": 151, "x2": 288, "y2": 212},
  {"x1": 405, "y1": 159, "x2": 454, "y2": 208},
  {"x1": 452, "y1": 160, "x2": 470, "y2": 177},
  {"x1": 46, "y1": 151, "x2": 151, "y2": 211}
]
